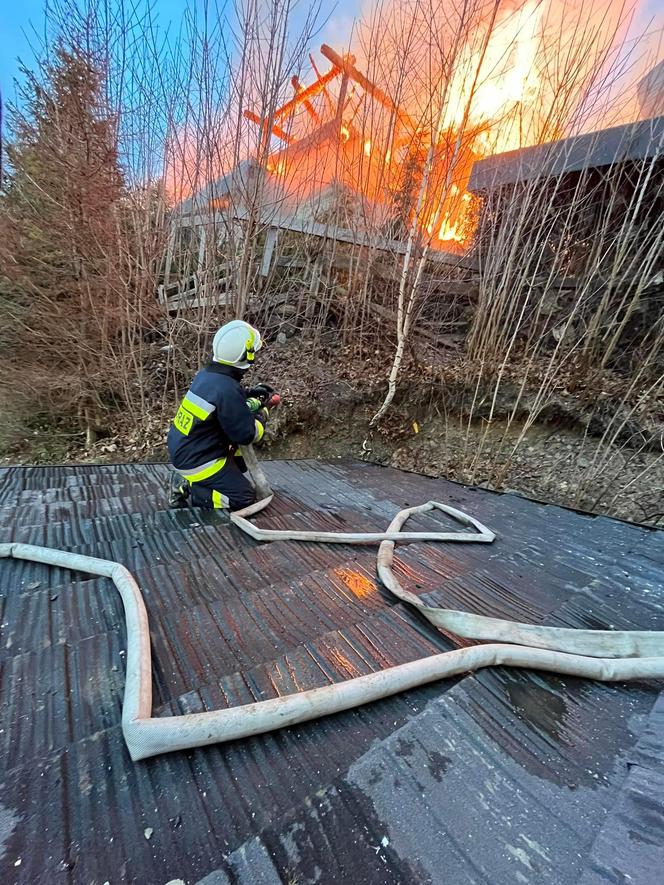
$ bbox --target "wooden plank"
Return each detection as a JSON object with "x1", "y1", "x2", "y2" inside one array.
[
  {"x1": 272, "y1": 65, "x2": 340, "y2": 120},
  {"x1": 309, "y1": 53, "x2": 335, "y2": 114},
  {"x1": 422, "y1": 280, "x2": 480, "y2": 296},
  {"x1": 163, "y1": 226, "x2": 177, "y2": 287},
  {"x1": 292, "y1": 76, "x2": 321, "y2": 123},
  {"x1": 165, "y1": 269, "x2": 232, "y2": 312},
  {"x1": 166, "y1": 292, "x2": 231, "y2": 312},
  {"x1": 181, "y1": 208, "x2": 479, "y2": 270},
  {"x1": 320, "y1": 44, "x2": 418, "y2": 131},
  {"x1": 243, "y1": 109, "x2": 294, "y2": 144},
  {"x1": 276, "y1": 253, "x2": 478, "y2": 284},
  {"x1": 276, "y1": 256, "x2": 309, "y2": 270},
  {"x1": 197, "y1": 227, "x2": 207, "y2": 276},
  {"x1": 260, "y1": 228, "x2": 279, "y2": 276}
]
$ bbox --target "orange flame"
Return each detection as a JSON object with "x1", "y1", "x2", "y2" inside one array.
[
  {"x1": 171, "y1": 0, "x2": 641, "y2": 252},
  {"x1": 250, "y1": 1, "x2": 553, "y2": 251}
]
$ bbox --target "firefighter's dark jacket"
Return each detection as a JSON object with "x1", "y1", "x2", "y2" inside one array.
[{"x1": 167, "y1": 362, "x2": 260, "y2": 471}]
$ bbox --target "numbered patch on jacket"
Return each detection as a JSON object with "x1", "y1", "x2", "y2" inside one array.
[{"x1": 174, "y1": 405, "x2": 194, "y2": 436}]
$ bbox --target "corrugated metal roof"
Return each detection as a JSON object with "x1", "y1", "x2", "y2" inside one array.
[
  {"x1": 1, "y1": 458, "x2": 663, "y2": 884},
  {"x1": 468, "y1": 115, "x2": 664, "y2": 192}
]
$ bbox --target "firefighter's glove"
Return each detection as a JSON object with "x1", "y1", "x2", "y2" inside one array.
[{"x1": 246, "y1": 383, "x2": 274, "y2": 405}]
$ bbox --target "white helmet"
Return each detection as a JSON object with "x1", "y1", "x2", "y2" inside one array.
[{"x1": 212, "y1": 320, "x2": 263, "y2": 369}]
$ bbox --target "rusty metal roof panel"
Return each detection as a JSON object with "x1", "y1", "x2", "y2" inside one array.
[{"x1": 1, "y1": 458, "x2": 663, "y2": 883}]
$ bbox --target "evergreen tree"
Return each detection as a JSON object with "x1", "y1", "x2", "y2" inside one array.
[{"x1": 0, "y1": 44, "x2": 127, "y2": 445}]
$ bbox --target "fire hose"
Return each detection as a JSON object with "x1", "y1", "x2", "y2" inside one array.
[{"x1": 2, "y1": 452, "x2": 663, "y2": 762}]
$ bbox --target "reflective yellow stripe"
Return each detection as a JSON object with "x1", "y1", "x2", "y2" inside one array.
[
  {"x1": 182, "y1": 397, "x2": 210, "y2": 421},
  {"x1": 181, "y1": 457, "x2": 227, "y2": 483},
  {"x1": 212, "y1": 490, "x2": 228, "y2": 509},
  {"x1": 184, "y1": 391, "x2": 215, "y2": 417},
  {"x1": 245, "y1": 328, "x2": 256, "y2": 362},
  {"x1": 253, "y1": 420, "x2": 265, "y2": 442},
  {"x1": 173, "y1": 406, "x2": 194, "y2": 436}
]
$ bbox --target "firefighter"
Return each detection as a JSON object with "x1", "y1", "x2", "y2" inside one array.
[{"x1": 167, "y1": 319, "x2": 273, "y2": 511}]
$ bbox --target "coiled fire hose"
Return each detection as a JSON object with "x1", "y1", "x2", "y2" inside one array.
[{"x1": 2, "y1": 448, "x2": 663, "y2": 761}]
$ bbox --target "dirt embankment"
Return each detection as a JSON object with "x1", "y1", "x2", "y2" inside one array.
[
  {"x1": 266, "y1": 388, "x2": 663, "y2": 526},
  {"x1": 3, "y1": 339, "x2": 662, "y2": 527},
  {"x1": 258, "y1": 341, "x2": 664, "y2": 526}
]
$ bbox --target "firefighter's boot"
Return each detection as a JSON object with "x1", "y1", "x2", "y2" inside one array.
[{"x1": 168, "y1": 471, "x2": 190, "y2": 509}]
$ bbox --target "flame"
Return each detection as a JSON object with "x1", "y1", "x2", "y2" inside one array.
[
  {"x1": 439, "y1": 219, "x2": 461, "y2": 242},
  {"x1": 441, "y1": 0, "x2": 545, "y2": 152},
  {"x1": 251, "y1": 2, "x2": 551, "y2": 251},
  {"x1": 206, "y1": 0, "x2": 637, "y2": 253},
  {"x1": 420, "y1": 0, "x2": 547, "y2": 246}
]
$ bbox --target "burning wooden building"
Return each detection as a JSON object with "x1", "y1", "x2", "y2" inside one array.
[
  {"x1": 162, "y1": 30, "x2": 663, "y2": 342},
  {"x1": 160, "y1": 43, "x2": 481, "y2": 312},
  {"x1": 174, "y1": 44, "x2": 480, "y2": 245}
]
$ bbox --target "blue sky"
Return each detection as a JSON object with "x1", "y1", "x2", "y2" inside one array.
[
  {"x1": 1, "y1": 1, "x2": 188, "y2": 96},
  {"x1": 2, "y1": 0, "x2": 662, "y2": 100},
  {"x1": 1, "y1": 0, "x2": 44, "y2": 95},
  {"x1": 0, "y1": 0, "x2": 354, "y2": 99}
]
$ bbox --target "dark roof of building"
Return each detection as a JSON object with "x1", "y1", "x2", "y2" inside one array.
[
  {"x1": 468, "y1": 115, "x2": 664, "y2": 192},
  {"x1": 638, "y1": 60, "x2": 664, "y2": 120},
  {"x1": 1, "y1": 458, "x2": 663, "y2": 884}
]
